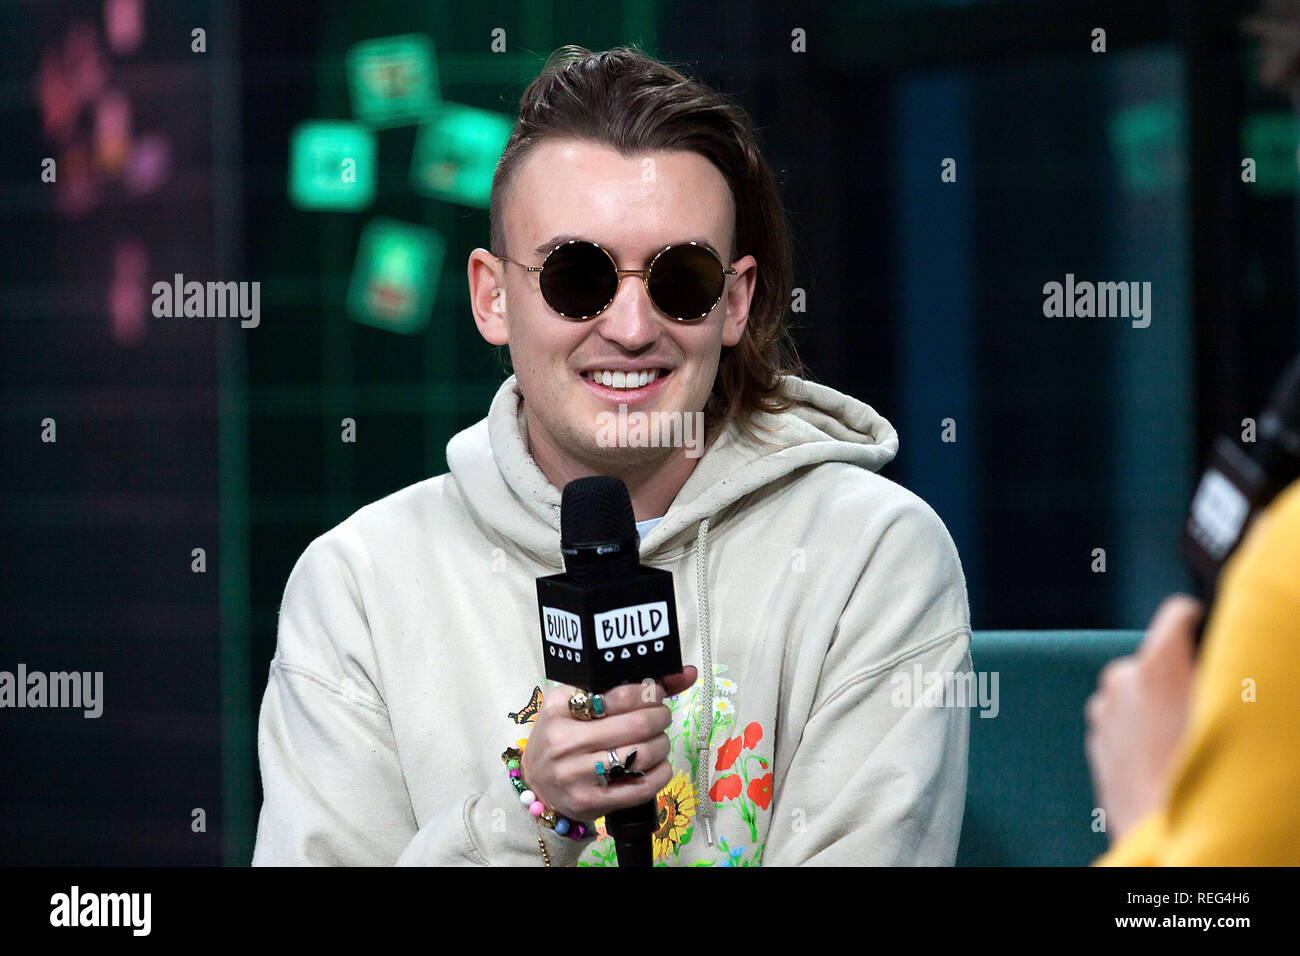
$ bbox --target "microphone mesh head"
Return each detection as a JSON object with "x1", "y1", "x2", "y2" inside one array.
[{"x1": 561, "y1": 476, "x2": 636, "y2": 546}]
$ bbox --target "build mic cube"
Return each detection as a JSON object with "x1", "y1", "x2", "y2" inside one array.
[{"x1": 536, "y1": 566, "x2": 682, "y2": 693}]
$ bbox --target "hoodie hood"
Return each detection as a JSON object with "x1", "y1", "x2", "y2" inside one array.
[{"x1": 445, "y1": 374, "x2": 899, "y2": 568}]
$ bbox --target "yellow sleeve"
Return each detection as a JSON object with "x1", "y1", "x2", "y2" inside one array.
[
  {"x1": 1095, "y1": 812, "x2": 1162, "y2": 866},
  {"x1": 1098, "y1": 477, "x2": 1300, "y2": 866}
]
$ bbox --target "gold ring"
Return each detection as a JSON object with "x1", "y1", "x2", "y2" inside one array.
[{"x1": 568, "y1": 688, "x2": 605, "y2": 720}]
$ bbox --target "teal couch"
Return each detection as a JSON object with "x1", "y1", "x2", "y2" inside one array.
[{"x1": 955, "y1": 630, "x2": 1144, "y2": 866}]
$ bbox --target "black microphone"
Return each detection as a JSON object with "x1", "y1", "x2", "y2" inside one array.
[
  {"x1": 1183, "y1": 352, "x2": 1300, "y2": 643},
  {"x1": 535, "y1": 476, "x2": 684, "y2": 867}
]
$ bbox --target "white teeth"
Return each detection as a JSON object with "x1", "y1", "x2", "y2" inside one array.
[{"x1": 586, "y1": 369, "x2": 661, "y2": 389}]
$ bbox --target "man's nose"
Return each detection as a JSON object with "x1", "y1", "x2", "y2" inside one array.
[{"x1": 595, "y1": 273, "x2": 661, "y2": 348}]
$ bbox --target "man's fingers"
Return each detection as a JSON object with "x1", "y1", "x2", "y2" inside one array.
[
  {"x1": 549, "y1": 682, "x2": 648, "y2": 719},
  {"x1": 592, "y1": 666, "x2": 699, "y2": 715},
  {"x1": 599, "y1": 734, "x2": 671, "y2": 776},
  {"x1": 584, "y1": 706, "x2": 671, "y2": 749},
  {"x1": 599, "y1": 760, "x2": 674, "y2": 814},
  {"x1": 661, "y1": 665, "x2": 698, "y2": 699},
  {"x1": 600, "y1": 681, "x2": 665, "y2": 715}
]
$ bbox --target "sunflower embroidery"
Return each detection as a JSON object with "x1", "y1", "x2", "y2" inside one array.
[{"x1": 652, "y1": 770, "x2": 698, "y2": 862}]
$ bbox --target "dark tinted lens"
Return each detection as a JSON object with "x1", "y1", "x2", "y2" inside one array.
[
  {"x1": 649, "y1": 244, "x2": 725, "y2": 320},
  {"x1": 539, "y1": 242, "x2": 617, "y2": 318}
]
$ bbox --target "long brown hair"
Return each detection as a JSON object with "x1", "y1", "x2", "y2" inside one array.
[{"x1": 489, "y1": 44, "x2": 807, "y2": 440}]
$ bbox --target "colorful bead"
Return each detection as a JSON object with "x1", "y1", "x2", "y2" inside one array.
[{"x1": 503, "y1": 739, "x2": 591, "y2": 851}]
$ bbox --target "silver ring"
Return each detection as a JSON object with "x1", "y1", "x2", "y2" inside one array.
[{"x1": 603, "y1": 748, "x2": 643, "y2": 783}]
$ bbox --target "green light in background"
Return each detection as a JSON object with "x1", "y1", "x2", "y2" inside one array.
[
  {"x1": 410, "y1": 102, "x2": 514, "y2": 208},
  {"x1": 1108, "y1": 102, "x2": 1186, "y2": 193},
  {"x1": 347, "y1": 218, "x2": 445, "y2": 334},
  {"x1": 1241, "y1": 112, "x2": 1300, "y2": 196},
  {"x1": 288, "y1": 121, "x2": 376, "y2": 210},
  {"x1": 346, "y1": 34, "x2": 440, "y2": 128}
]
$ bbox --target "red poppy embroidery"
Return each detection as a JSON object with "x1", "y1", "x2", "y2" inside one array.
[
  {"x1": 743, "y1": 721, "x2": 763, "y2": 750},
  {"x1": 709, "y1": 775, "x2": 742, "y2": 802},
  {"x1": 747, "y1": 773, "x2": 773, "y2": 810},
  {"x1": 715, "y1": 736, "x2": 743, "y2": 771}
]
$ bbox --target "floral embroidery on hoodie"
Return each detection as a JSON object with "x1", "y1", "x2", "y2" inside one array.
[{"x1": 571, "y1": 663, "x2": 769, "y2": 867}]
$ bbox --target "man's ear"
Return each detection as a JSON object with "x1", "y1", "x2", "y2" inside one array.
[
  {"x1": 468, "y1": 248, "x2": 509, "y2": 346},
  {"x1": 720, "y1": 253, "x2": 758, "y2": 348}
]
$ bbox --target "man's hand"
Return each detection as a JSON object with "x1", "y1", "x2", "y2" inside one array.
[
  {"x1": 1085, "y1": 595, "x2": 1201, "y2": 843},
  {"x1": 521, "y1": 666, "x2": 698, "y2": 823}
]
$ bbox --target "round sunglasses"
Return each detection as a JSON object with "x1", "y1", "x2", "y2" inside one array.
[{"x1": 496, "y1": 239, "x2": 737, "y2": 321}]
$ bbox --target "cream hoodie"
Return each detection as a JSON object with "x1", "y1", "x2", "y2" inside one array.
[{"x1": 252, "y1": 374, "x2": 972, "y2": 866}]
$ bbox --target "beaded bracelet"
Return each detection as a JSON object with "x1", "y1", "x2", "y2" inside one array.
[{"x1": 501, "y1": 744, "x2": 592, "y2": 865}]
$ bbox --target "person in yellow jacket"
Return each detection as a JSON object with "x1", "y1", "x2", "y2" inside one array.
[
  {"x1": 1085, "y1": 0, "x2": 1300, "y2": 869},
  {"x1": 1085, "y1": 476, "x2": 1300, "y2": 864}
]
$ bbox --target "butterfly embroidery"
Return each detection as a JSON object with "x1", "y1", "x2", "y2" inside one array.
[{"x1": 508, "y1": 684, "x2": 543, "y2": 724}]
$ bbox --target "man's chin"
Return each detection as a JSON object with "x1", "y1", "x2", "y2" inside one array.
[
  {"x1": 556, "y1": 421, "x2": 686, "y2": 476},
  {"x1": 567, "y1": 433, "x2": 681, "y2": 475}
]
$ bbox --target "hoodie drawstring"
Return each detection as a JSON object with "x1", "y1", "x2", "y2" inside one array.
[{"x1": 692, "y1": 517, "x2": 715, "y2": 847}]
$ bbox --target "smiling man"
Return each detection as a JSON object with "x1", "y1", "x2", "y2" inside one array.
[
  {"x1": 473, "y1": 140, "x2": 753, "y2": 519},
  {"x1": 252, "y1": 44, "x2": 973, "y2": 867}
]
